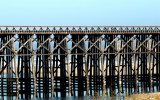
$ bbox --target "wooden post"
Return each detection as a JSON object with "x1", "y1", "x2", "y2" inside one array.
[
  {"x1": 84, "y1": 38, "x2": 89, "y2": 96},
  {"x1": 49, "y1": 35, "x2": 54, "y2": 97},
  {"x1": 12, "y1": 37, "x2": 19, "y2": 98},
  {"x1": 133, "y1": 39, "x2": 138, "y2": 92},
  {"x1": 31, "y1": 35, "x2": 37, "y2": 98},
  {"x1": 148, "y1": 37, "x2": 152, "y2": 92},
  {"x1": 66, "y1": 37, "x2": 71, "y2": 96},
  {"x1": 101, "y1": 36, "x2": 105, "y2": 96},
  {"x1": 116, "y1": 36, "x2": 121, "y2": 95}
]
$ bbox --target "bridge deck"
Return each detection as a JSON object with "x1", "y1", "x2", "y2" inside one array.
[{"x1": 0, "y1": 26, "x2": 160, "y2": 34}]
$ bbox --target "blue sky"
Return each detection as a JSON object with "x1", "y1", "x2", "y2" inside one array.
[{"x1": 0, "y1": 0, "x2": 160, "y2": 26}]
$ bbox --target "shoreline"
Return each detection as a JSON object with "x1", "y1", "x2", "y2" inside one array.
[{"x1": 126, "y1": 92, "x2": 160, "y2": 100}]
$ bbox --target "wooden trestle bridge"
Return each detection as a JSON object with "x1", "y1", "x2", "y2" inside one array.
[{"x1": 1, "y1": 26, "x2": 160, "y2": 99}]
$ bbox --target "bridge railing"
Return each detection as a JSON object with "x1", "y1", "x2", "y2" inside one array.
[{"x1": 0, "y1": 26, "x2": 160, "y2": 34}]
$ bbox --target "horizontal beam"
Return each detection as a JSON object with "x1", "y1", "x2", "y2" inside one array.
[
  {"x1": 0, "y1": 26, "x2": 160, "y2": 34},
  {"x1": 0, "y1": 52, "x2": 159, "y2": 56}
]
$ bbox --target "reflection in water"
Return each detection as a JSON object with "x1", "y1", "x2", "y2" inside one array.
[
  {"x1": 1, "y1": 80, "x2": 160, "y2": 100},
  {"x1": 4, "y1": 96, "x2": 117, "y2": 100}
]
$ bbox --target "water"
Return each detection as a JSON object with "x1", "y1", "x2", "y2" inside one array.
[
  {"x1": 1, "y1": 96, "x2": 122, "y2": 100},
  {"x1": 1, "y1": 81, "x2": 160, "y2": 100},
  {"x1": 1, "y1": 73, "x2": 160, "y2": 100}
]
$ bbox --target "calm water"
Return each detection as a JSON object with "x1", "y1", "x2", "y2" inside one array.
[
  {"x1": 1, "y1": 73, "x2": 160, "y2": 100},
  {"x1": 1, "y1": 82, "x2": 160, "y2": 100},
  {"x1": 1, "y1": 96, "x2": 123, "y2": 100}
]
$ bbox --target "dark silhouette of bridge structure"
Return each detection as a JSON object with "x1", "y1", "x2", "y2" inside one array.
[{"x1": 0, "y1": 26, "x2": 160, "y2": 99}]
